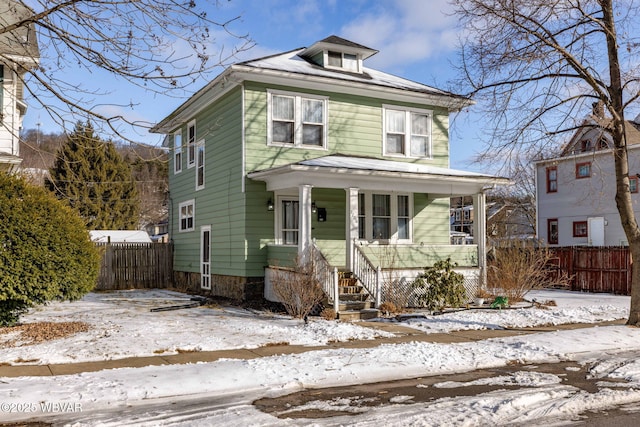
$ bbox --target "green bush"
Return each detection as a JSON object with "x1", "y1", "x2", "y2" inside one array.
[
  {"x1": 0, "y1": 172, "x2": 100, "y2": 326},
  {"x1": 412, "y1": 258, "x2": 466, "y2": 312}
]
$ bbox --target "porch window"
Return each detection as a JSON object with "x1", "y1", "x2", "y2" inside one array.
[
  {"x1": 546, "y1": 166, "x2": 557, "y2": 193},
  {"x1": 547, "y1": 218, "x2": 558, "y2": 244},
  {"x1": 269, "y1": 91, "x2": 327, "y2": 149},
  {"x1": 358, "y1": 192, "x2": 412, "y2": 242},
  {"x1": 196, "y1": 140, "x2": 205, "y2": 190},
  {"x1": 573, "y1": 221, "x2": 588, "y2": 238},
  {"x1": 187, "y1": 120, "x2": 196, "y2": 168},
  {"x1": 281, "y1": 200, "x2": 299, "y2": 245},
  {"x1": 173, "y1": 130, "x2": 182, "y2": 174},
  {"x1": 383, "y1": 106, "x2": 432, "y2": 158},
  {"x1": 179, "y1": 200, "x2": 195, "y2": 232}
]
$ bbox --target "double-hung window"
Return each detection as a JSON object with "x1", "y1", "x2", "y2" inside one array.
[
  {"x1": 358, "y1": 192, "x2": 412, "y2": 242},
  {"x1": 187, "y1": 120, "x2": 196, "y2": 168},
  {"x1": 179, "y1": 200, "x2": 195, "y2": 232},
  {"x1": 384, "y1": 106, "x2": 432, "y2": 158},
  {"x1": 546, "y1": 166, "x2": 557, "y2": 193},
  {"x1": 173, "y1": 130, "x2": 182, "y2": 174},
  {"x1": 195, "y1": 140, "x2": 205, "y2": 190},
  {"x1": 269, "y1": 91, "x2": 327, "y2": 148}
]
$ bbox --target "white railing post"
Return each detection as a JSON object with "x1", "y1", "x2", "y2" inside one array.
[
  {"x1": 375, "y1": 266, "x2": 382, "y2": 308},
  {"x1": 333, "y1": 267, "x2": 339, "y2": 314}
]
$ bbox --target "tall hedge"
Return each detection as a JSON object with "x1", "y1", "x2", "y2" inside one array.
[{"x1": 0, "y1": 172, "x2": 100, "y2": 326}]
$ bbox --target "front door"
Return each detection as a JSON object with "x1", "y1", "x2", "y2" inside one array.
[{"x1": 201, "y1": 226, "x2": 211, "y2": 289}]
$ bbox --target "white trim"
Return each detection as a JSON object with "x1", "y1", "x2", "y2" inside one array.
[
  {"x1": 173, "y1": 130, "x2": 182, "y2": 174},
  {"x1": 382, "y1": 104, "x2": 433, "y2": 159},
  {"x1": 178, "y1": 199, "x2": 195, "y2": 232},
  {"x1": 195, "y1": 139, "x2": 205, "y2": 191},
  {"x1": 187, "y1": 120, "x2": 196, "y2": 168},
  {"x1": 241, "y1": 83, "x2": 246, "y2": 193},
  {"x1": 275, "y1": 193, "x2": 299, "y2": 246},
  {"x1": 266, "y1": 89, "x2": 328, "y2": 150}
]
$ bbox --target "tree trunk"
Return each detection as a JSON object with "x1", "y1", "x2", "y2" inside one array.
[{"x1": 600, "y1": 0, "x2": 640, "y2": 325}]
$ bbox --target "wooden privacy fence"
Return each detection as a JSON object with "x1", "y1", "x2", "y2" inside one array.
[
  {"x1": 95, "y1": 242, "x2": 173, "y2": 290},
  {"x1": 548, "y1": 246, "x2": 632, "y2": 295}
]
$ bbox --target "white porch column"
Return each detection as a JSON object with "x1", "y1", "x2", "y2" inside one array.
[
  {"x1": 473, "y1": 192, "x2": 487, "y2": 287},
  {"x1": 346, "y1": 187, "x2": 359, "y2": 271},
  {"x1": 299, "y1": 184, "x2": 313, "y2": 258}
]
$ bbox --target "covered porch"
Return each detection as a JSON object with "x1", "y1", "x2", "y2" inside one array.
[{"x1": 248, "y1": 155, "x2": 510, "y2": 313}]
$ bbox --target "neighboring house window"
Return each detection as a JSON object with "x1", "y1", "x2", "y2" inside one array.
[
  {"x1": 630, "y1": 176, "x2": 638, "y2": 193},
  {"x1": 455, "y1": 210, "x2": 461, "y2": 222},
  {"x1": 547, "y1": 218, "x2": 558, "y2": 244},
  {"x1": 187, "y1": 120, "x2": 196, "y2": 168},
  {"x1": 268, "y1": 91, "x2": 327, "y2": 149},
  {"x1": 179, "y1": 200, "x2": 195, "y2": 232},
  {"x1": 573, "y1": 221, "x2": 588, "y2": 237},
  {"x1": 576, "y1": 162, "x2": 591, "y2": 179},
  {"x1": 280, "y1": 199, "x2": 299, "y2": 245},
  {"x1": 196, "y1": 140, "x2": 205, "y2": 190},
  {"x1": 383, "y1": 106, "x2": 432, "y2": 158},
  {"x1": 580, "y1": 140, "x2": 592, "y2": 152},
  {"x1": 174, "y1": 130, "x2": 182, "y2": 174},
  {"x1": 358, "y1": 192, "x2": 412, "y2": 242},
  {"x1": 463, "y1": 209, "x2": 471, "y2": 221},
  {"x1": 546, "y1": 166, "x2": 557, "y2": 193}
]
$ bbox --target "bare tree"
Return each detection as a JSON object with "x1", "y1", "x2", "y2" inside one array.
[
  {"x1": 1, "y1": 0, "x2": 253, "y2": 141},
  {"x1": 451, "y1": 0, "x2": 640, "y2": 324}
]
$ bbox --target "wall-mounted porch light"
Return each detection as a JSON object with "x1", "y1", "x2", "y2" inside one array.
[
  {"x1": 267, "y1": 198, "x2": 274, "y2": 211},
  {"x1": 311, "y1": 201, "x2": 317, "y2": 213}
]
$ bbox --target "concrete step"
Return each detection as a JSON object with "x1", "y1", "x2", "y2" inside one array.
[
  {"x1": 338, "y1": 300, "x2": 374, "y2": 311},
  {"x1": 338, "y1": 308, "x2": 380, "y2": 321}
]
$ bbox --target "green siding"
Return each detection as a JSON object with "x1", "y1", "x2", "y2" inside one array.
[
  {"x1": 361, "y1": 245, "x2": 478, "y2": 269},
  {"x1": 413, "y1": 194, "x2": 451, "y2": 245}
]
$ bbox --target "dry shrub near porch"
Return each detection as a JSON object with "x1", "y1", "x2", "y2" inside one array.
[
  {"x1": 270, "y1": 251, "x2": 325, "y2": 319},
  {"x1": 487, "y1": 241, "x2": 572, "y2": 302}
]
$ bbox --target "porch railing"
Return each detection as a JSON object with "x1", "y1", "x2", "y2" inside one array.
[
  {"x1": 352, "y1": 243, "x2": 381, "y2": 307},
  {"x1": 309, "y1": 242, "x2": 339, "y2": 313}
]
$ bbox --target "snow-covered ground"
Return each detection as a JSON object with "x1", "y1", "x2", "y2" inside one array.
[{"x1": 2, "y1": 289, "x2": 640, "y2": 426}]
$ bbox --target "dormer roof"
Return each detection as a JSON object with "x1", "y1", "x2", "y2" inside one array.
[{"x1": 299, "y1": 35, "x2": 378, "y2": 61}]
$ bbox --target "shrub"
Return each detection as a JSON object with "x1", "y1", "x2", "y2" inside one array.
[
  {"x1": 378, "y1": 301, "x2": 399, "y2": 316},
  {"x1": 270, "y1": 248, "x2": 326, "y2": 319},
  {"x1": 487, "y1": 241, "x2": 572, "y2": 302},
  {"x1": 0, "y1": 172, "x2": 100, "y2": 326},
  {"x1": 412, "y1": 258, "x2": 466, "y2": 312},
  {"x1": 320, "y1": 308, "x2": 336, "y2": 320}
]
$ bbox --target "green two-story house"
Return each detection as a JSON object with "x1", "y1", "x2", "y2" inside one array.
[{"x1": 151, "y1": 36, "x2": 509, "y2": 312}]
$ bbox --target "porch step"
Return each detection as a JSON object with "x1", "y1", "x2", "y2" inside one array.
[
  {"x1": 338, "y1": 300, "x2": 374, "y2": 311},
  {"x1": 338, "y1": 309, "x2": 380, "y2": 321}
]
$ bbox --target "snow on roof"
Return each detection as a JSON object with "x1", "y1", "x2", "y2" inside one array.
[
  {"x1": 90, "y1": 230, "x2": 152, "y2": 243},
  {"x1": 239, "y1": 49, "x2": 456, "y2": 98},
  {"x1": 296, "y1": 155, "x2": 502, "y2": 179}
]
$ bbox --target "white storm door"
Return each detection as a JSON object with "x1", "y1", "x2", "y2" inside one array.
[{"x1": 201, "y1": 226, "x2": 211, "y2": 289}]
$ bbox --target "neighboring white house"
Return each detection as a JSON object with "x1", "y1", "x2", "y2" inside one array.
[
  {"x1": 0, "y1": 1, "x2": 39, "y2": 172},
  {"x1": 535, "y1": 107, "x2": 640, "y2": 247}
]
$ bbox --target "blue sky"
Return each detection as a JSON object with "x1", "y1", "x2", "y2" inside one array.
[{"x1": 24, "y1": 0, "x2": 487, "y2": 171}]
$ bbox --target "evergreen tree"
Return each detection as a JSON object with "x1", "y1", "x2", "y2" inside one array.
[{"x1": 47, "y1": 122, "x2": 140, "y2": 230}]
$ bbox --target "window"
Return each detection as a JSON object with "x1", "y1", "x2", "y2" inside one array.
[
  {"x1": 327, "y1": 51, "x2": 358, "y2": 72},
  {"x1": 463, "y1": 209, "x2": 471, "y2": 221},
  {"x1": 576, "y1": 162, "x2": 591, "y2": 179},
  {"x1": 546, "y1": 166, "x2": 557, "y2": 193},
  {"x1": 179, "y1": 200, "x2": 195, "y2": 232},
  {"x1": 196, "y1": 140, "x2": 205, "y2": 190},
  {"x1": 630, "y1": 176, "x2": 638, "y2": 193},
  {"x1": 187, "y1": 121, "x2": 196, "y2": 167},
  {"x1": 269, "y1": 91, "x2": 327, "y2": 148},
  {"x1": 547, "y1": 218, "x2": 558, "y2": 244},
  {"x1": 573, "y1": 221, "x2": 588, "y2": 237},
  {"x1": 358, "y1": 192, "x2": 412, "y2": 242},
  {"x1": 173, "y1": 130, "x2": 182, "y2": 174},
  {"x1": 384, "y1": 106, "x2": 432, "y2": 158},
  {"x1": 580, "y1": 140, "x2": 592, "y2": 152},
  {"x1": 281, "y1": 199, "x2": 299, "y2": 245}
]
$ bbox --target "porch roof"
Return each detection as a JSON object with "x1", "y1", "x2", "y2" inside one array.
[{"x1": 247, "y1": 155, "x2": 511, "y2": 196}]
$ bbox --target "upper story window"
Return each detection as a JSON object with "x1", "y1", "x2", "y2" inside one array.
[
  {"x1": 383, "y1": 106, "x2": 432, "y2": 158},
  {"x1": 268, "y1": 91, "x2": 327, "y2": 149},
  {"x1": 576, "y1": 162, "x2": 591, "y2": 179},
  {"x1": 546, "y1": 166, "x2": 557, "y2": 193},
  {"x1": 179, "y1": 200, "x2": 195, "y2": 232},
  {"x1": 187, "y1": 120, "x2": 196, "y2": 168},
  {"x1": 173, "y1": 130, "x2": 182, "y2": 174},
  {"x1": 327, "y1": 51, "x2": 359, "y2": 72},
  {"x1": 196, "y1": 140, "x2": 205, "y2": 190}
]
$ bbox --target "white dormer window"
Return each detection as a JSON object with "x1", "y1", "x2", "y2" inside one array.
[{"x1": 326, "y1": 51, "x2": 360, "y2": 72}]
